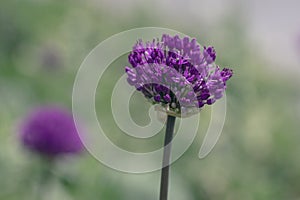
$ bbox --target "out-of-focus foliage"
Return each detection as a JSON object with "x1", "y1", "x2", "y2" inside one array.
[{"x1": 1, "y1": 0, "x2": 300, "y2": 200}]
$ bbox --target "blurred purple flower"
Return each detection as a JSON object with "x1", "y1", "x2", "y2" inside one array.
[
  {"x1": 297, "y1": 32, "x2": 300, "y2": 53},
  {"x1": 40, "y1": 46, "x2": 63, "y2": 70},
  {"x1": 19, "y1": 106, "x2": 83, "y2": 157},
  {"x1": 125, "y1": 34, "x2": 233, "y2": 115}
]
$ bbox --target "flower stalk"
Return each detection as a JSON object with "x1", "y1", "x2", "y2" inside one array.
[{"x1": 159, "y1": 115, "x2": 176, "y2": 200}]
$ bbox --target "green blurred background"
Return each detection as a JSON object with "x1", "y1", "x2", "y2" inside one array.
[{"x1": 1, "y1": 0, "x2": 300, "y2": 199}]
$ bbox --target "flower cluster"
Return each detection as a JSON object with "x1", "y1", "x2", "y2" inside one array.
[
  {"x1": 20, "y1": 106, "x2": 83, "y2": 157},
  {"x1": 125, "y1": 34, "x2": 233, "y2": 115}
]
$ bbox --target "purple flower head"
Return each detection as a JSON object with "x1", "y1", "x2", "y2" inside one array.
[
  {"x1": 19, "y1": 106, "x2": 84, "y2": 157},
  {"x1": 125, "y1": 34, "x2": 233, "y2": 116},
  {"x1": 203, "y1": 46, "x2": 216, "y2": 64},
  {"x1": 40, "y1": 46, "x2": 63, "y2": 70}
]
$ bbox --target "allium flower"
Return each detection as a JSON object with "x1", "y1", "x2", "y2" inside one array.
[
  {"x1": 124, "y1": 34, "x2": 233, "y2": 200},
  {"x1": 125, "y1": 34, "x2": 233, "y2": 116},
  {"x1": 20, "y1": 106, "x2": 83, "y2": 157},
  {"x1": 40, "y1": 46, "x2": 62, "y2": 70}
]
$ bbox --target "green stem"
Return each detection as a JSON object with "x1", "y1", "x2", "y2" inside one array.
[
  {"x1": 34, "y1": 158, "x2": 53, "y2": 200},
  {"x1": 159, "y1": 115, "x2": 176, "y2": 200}
]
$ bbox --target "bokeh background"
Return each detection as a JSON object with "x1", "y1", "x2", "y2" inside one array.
[{"x1": 1, "y1": 0, "x2": 300, "y2": 199}]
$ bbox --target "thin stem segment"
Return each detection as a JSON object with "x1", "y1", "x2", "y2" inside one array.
[
  {"x1": 34, "y1": 158, "x2": 53, "y2": 200},
  {"x1": 159, "y1": 115, "x2": 176, "y2": 200}
]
